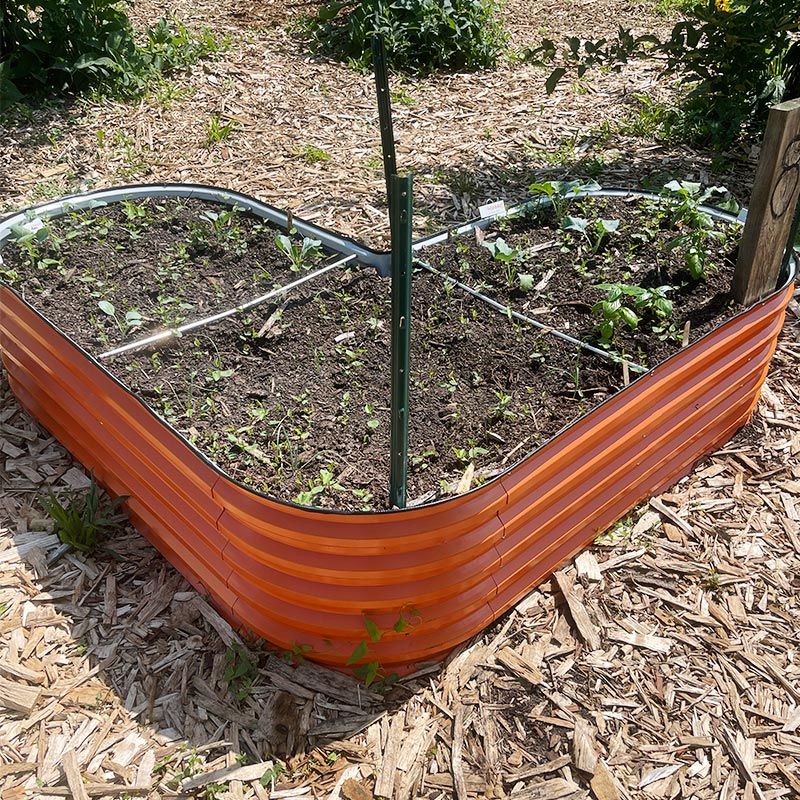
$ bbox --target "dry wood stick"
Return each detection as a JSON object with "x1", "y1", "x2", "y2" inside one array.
[{"x1": 733, "y1": 97, "x2": 800, "y2": 305}]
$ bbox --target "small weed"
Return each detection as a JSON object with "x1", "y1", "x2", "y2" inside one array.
[
  {"x1": 206, "y1": 113, "x2": 236, "y2": 145},
  {"x1": 40, "y1": 473, "x2": 128, "y2": 554},
  {"x1": 299, "y1": 144, "x2": 331, "y2": 163},
  {"x1": 391, "y1": 86, "x2": 415, "y2": 106},
  {"x1": 223, "y1": 643, "x2": 257, "y2": 701},
  {"x1": 704, "y1": 566, "x2": 720, "y2": 589}
]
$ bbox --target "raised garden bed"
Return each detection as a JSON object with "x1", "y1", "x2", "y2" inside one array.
[{"x1": 0, "y1": 183, "x2": 794, "y2": 675}]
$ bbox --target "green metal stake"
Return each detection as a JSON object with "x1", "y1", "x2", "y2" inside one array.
[
  {"x1": 371, "y1": 34, "x2": 398, "y2": 215},
  {"x1": 389, "y1": 174, "x2": 413, "y2": 509}
]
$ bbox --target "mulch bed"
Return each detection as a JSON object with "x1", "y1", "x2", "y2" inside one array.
[{"x1": 1, "y1": 0, "x2": 798, "y2": 796}]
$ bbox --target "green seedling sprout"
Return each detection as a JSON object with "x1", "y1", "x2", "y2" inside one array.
[
  {"x1": 98, "y1": 300, "x2": 144, "y2": 336},
  {"x1": 563, "y1": 215, "x2": 620, "y2": 253},
  {"x1": 481, "y1": 237, "x2": 535, "y2": 291},
  {"x1": 528, "y1": 179, "x2": 601, "y2": 222},
  {"x1": 275, "y1": 230, "x2": 322, "y2": 272},
  {"x1": 593, "y1": 282, "x2": 673, "y2": 345}
]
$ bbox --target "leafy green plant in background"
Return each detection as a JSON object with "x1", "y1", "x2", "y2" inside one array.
[
  {"x1": 525, "y1": 0, "x2": 800, "y2": 147},
  {"x1": 653, "y1": 180, "x2": 734, "y2": 280},
  {"x1": 303, "y1": 0, "x2": 507, "y2": 75},
  {"x1": 0, "y1": 2, "x2": 225, "y2": 109},
  {"x1": 40, "y1": 472, "x2": 128, "y2": 553},
  {"x1": 661, "y1": 0, "x2": 800, "y2": 144}
]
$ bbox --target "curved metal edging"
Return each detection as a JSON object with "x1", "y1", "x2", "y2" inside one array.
[
  {"x1": 0, "y1": 184, "x2": 794, "y2": 672},
  {"x1": 0, "y1": 182, "x2": 392, "y2": 273}
]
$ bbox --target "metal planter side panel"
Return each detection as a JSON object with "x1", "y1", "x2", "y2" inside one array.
[
  {"x1": 493, "y1": 285, "x2": 790, "y2": 620},
  {"x1": 0, "y1": 288, "x2": 235, "y2": 607},
  {"x1": 0, "y1": 274, "x2": 792, "y2": 672}
]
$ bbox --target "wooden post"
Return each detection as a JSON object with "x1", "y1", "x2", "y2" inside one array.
[{"x1": 732, "y1": 98, "x2": 800, "y2": 306}]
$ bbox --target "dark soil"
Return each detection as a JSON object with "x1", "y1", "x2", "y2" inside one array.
[
  {"x1": 0, "y1": 198, "x2": 324, "y2": 351},
  {"x1": 422, "y1": 193, "x2": 740, "y2": 366},
  {"x1": 0, "y1": 193, "x2": 743, "y2": 511}
]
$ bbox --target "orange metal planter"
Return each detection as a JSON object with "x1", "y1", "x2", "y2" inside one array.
[{"x1": 0, "y1": 186, "x2": 794, "y2": 673}]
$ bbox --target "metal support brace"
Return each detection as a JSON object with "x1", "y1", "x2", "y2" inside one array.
[{"x1": 389, "y1": 175, "x2": 413, "y2": 509}]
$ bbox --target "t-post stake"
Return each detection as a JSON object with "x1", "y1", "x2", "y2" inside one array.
[
  {"x1": 371, "y1": 34, "x2": 398, "y2": 214},
  {"x1": 389, "y1": 174, "x2": 413, "y2": 509}
]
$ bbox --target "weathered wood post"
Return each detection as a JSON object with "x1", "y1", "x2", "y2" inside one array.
[{"x1": 732, "y1": 98, "x2": 800, "y2": 306}]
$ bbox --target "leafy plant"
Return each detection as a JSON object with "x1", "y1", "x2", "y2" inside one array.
[
  {"x1": 294, "y1": 465, "x2": 345, "y2": 506},
  {"x1": 562, "y1": 215, "x2": 620, "y2": 253},
  {"x1": 274, "y1": 231, "x2": 322, "y2": 272},
  {"x1": 481, "y1": 237, "x2": 521, "y2": 264},
  {"x1": 657, "y1": 180, "x2": 731, "y2": 279},
  {"x1": 481, "y1": 237, "x2": 534, "y2": 290},
  {"x1": 223, "y1": 643, "x2": 257, "y2": 701},
  {"x1": 528, "y1": 179, "x2": 601, "y2": 223},
  {"x1": 516, "y1": 26, "x2": 658, "y2": 93},
  {"x1": 452, "y1": 441, "x2": 489, "y2": 465},
  {"x1": 303, "y1": 0, "x2": 508, "y2": 75},
  {"x1": 98, "y1": 300, "x2": 144, "y2": 337},
  {"x1": 40, "y1": 473, "x2": 128, "y2": 553},
  {"x1": 0, "y1": 4, "x2": 225, "y2": 109},
  {"x1": 592, "y1": 283, "x2": 674, "y2": 345},
  {"x1": 527, "y1": 0, "x2": 800, "y2": 146}
]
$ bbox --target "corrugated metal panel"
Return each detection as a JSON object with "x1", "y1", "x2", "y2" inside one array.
[{"x1": 0, "y1": 275, "x2": 792, "y2": 673}]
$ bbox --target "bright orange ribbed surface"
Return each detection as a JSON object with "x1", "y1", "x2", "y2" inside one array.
[{"x1": 0, "y1": 280, "x2": 791, "y2": 672}]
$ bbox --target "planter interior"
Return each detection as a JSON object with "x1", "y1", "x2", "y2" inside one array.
[{"x1": 0, "y1": 184, "x2": 794, "y2": 674}]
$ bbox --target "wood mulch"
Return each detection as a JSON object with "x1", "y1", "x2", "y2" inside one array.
[{"x1": 1, "y1": 0, "x2": 799, "y2": 797}]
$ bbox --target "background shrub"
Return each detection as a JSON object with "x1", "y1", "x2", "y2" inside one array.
[
  {"x1": 307, "y1": 0, "x2": 508, "y2": 75},
  {"x1": 663, "y1": 0, "x2": 800, "y2": 144},
  {"x1": 0, "y1": 0, "x2": 224, "y2": 109},
  {"x1": 525, "y1": 0, "x2": 800, "y2": 147}
]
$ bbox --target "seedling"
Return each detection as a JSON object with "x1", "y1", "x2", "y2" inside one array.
[
  {"x1": 489, "y1": 390, "x2": 516, "y2": 422},
  {"x1": 274, "y1": 230, "x2": 322, "y2": 272},
  {"x1": 480, "y1": 237, "x2": 534, "y2": 291},
  {"x1": 206, "y1": 113, "x2": 236, "y2": 145},
  {"x1": 98, "y1": 300, "x2": 144, "y2": 337},
  {"x1": 528, "y1": 179, "x2": 601, "y2": 223},
  {"x1": 40, "y1": 473, "x2": 128, "y2": 554},
  {"x1": 223, "y1": 643, "x2": 257, "y2": 701},
  {"x1": 452, "y1": 442, "x2": 490, "y2": 465},
  {"x1": 562, "y1": 215, "x2": 620, "y2": 253},
  {"x1": 481, "y1": 237, "x2": 521, "y2": 263},
  {"x1": 593, "y1": 282, "x2": 673, "y2": 345},
  {"x1": 294, "y1": 465, "x2": 345, "y2": 506}
]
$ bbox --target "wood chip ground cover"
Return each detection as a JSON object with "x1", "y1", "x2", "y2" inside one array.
[{"x1": 1, "y1": 0, "x2": 799, "y2": 795}]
